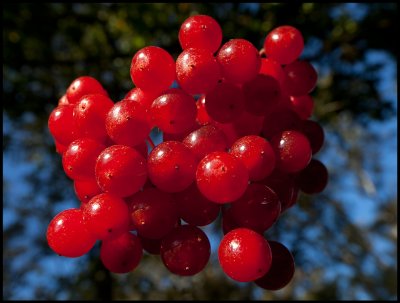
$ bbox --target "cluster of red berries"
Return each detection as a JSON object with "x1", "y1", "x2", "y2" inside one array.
[{"x1": 46, "y1": 14, "x2": 328, "y2": 290}]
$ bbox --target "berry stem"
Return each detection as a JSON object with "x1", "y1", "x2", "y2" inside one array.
[{"x1": 147, "y1": 135, "x2": 156, "y2": 150}]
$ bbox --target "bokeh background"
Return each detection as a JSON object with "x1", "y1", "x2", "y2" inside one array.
[{"x1": 3, "y1": 3, "x2": 397, "y2": 300}]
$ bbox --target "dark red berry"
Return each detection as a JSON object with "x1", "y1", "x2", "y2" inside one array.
[{"x1": 160, "y1": 225, "x2": 211, "y2": 276}]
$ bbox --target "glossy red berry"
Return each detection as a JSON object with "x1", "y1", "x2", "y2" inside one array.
[
  {"x1": 176, "y1": 47, "x2": 221, "y2": 95},
  {"x1": 127, "y1": 187, "x2": 179, "y2": 239},
  {"x1": 73, "y1": 94, "x2": 114, "y2": 143},
  {"x1": 46, "y1": 208, "x2": 97, "y2": 258},
  {"x1": 289, "y1": 95, "x2": 314, "y2": 120},
  {"x1": 160, "y1": 225, "x2": 211, "y2": 276},
  {"x1": 125, "y1": 87, "x2": 160, "y2": 111},
  {"x1": 150, "y1": 88, "x2": 197, "y2": 135},
  {"x1": 179, "y1": 15, "x2": 222, "y2": 53},
  {"x1": 66, "y1": 76, "x2": 108, "y2": 105},
  {"x1": 82, "y1": 193, "x2": 130, "y2": 240},
  {"x1": 95, "y1": 145, "x2": 147, "y2": 198},
  {"x1": 264, "y1": 25, "x2": 304, "y2": 65},
  {"x1": 48, "y1": 105, "x2": 78, "y2": 146},
  {"x1": 105, "y1": 99, "x2": 151, "y2": 147},
  {"x1": 183, "y1": 124, "x2": 229, "y2": 161},
  {"x1": 196, "y1": 151, "x2": 249, "y2": 204},
  {"x1": 255, "y1": 240, "x2": 295, "y2": 290},
  {"x1": 100, "y1": 232, "x2": 143, "y2": 273},
  {"x1": 147, "y1": 141, "x2": 197, "y2": 193},
  {"x1": 73, "y1": 178, "x2": 103, "y2": 204},
  {"x1": 62, "y1": 138, "x2": 106, "y2": 180},
  {"x1": 271, "y1": 130, "x2": 312, "y2": 173},
  {"x1": 130, "y1": 46, "x2": 175, "y2": 93},
  {"x1": 217, "y1": 39, "x2": 261, "y2": 84},
  {"x1": 230, "y1": 135, "x2": 276, "y2": 181},
  {"x1": 259, "y1": 58, "x2": 285, "y2": 87},
  {"x1": 218, "y1": 228, "x2": 272, "y2": 282}
]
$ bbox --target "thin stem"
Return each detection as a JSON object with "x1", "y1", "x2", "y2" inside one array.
[{"x1": 147, "y1": 135, "x2": 156, "y2": 150}]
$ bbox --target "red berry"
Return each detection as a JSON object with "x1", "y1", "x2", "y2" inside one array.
[
  {"x1": 296, "y1": 159, "x2": 329, "y2": 194},
  {"x1": 125, "y1": 87, "x2": 160, "y2": 111},
  {"x1": 130, "y1": 46, "x2": 175, "y2": 93},
  {"x1": 82, "y1": 193, "x2": 130, "y2": 240},
  {"x1": 264, "y1": 26, "x2": 304, "y2": 65},
  {"x1": 242, "y1": 74, "x2": 281, "y2": 116},
  {"x1": 289, "y1": 95, "x2": 314, "y2": 120},
  {"x1": 73, "y1": 94, "x2": 114, "y2": 143},
  {"x1": 74, "y1": 178, "x2": 103, "y2": 204},
  {"x1": 283, "y1": 60, "x2": 318, "y2": 96},
  {"x1": 271, "y1": 130, "x2": 312, "y2": 173},
  {"x1": 179, "y1": 15, "x2": 222, "y2": 53},
  {"x1": 46, "y1": 208, "x2": 97, "y2": 258},
  {"x1": 230, "y1": 184, "x2": 281, "y2": 233},
  {"x1": 160, "y1": 225, "x2": 211, "y2": 276},
  {"x1": 260, "y1": 169, "x2": 299, "y2": 212},
  {"x1": 255, "y1": 241, "x2": 295, "y2": 290},
  {"x1": 215, "y1": 111, "x2": 265, "y2": 146},
  {"x1": 62, "y1": 138, "x2": 106, "y2": 180},
  {"x1": 150, "y1": 88, "x2": 197, "y2": 135},
  {"x1": 95, "y1": 145, "x2": 147, "y2": 198},
  {"x1": 127, "y1": 187, "x2": 179, "y2": 239},
  {"x1": 196, "y1": 151, "x2": 249, "y2": 204},
  {"x1": 124, "y1": 87, "x2": 160, "y2": 127},
  {"x1": 54, "y1": 140, "x2": 68, "y2": 155},
  {"x1": 262, "y1": 106, "x2": 301, "y2": 140},
  {"x1": 183, "y1": 124, "x2": 229, "y2": 161},
  {"x1": 100, "y1": 232, "x2": 143, "y2": 274},
  {"x1": 147, "y1": 141, "x2": 197, "y2": 193},
  {"x1": 297, "y1": 119, "x2": 325, "y2": 154},
  {"x1": 105, "y1": 99, "x2": 151, "y2": 147},
  {"x1": 204, "y1": 81, "x2": 245, "y2": 123},
  {"x1": 174, "y1": 183, "x2": 221, "y2": 226},
  {"x1": 217, "y1": 39, "x2": 261, "y2": 84},
  {"x1": 259, "y1": 58, "x2": 285, "y2": 86},
  {"x1": 230, "y1": 135, "x2": 276, "y2": 181},
  {"x1": 176, "y1": 48, "x2": 221, "y2": 95},
  {"x1": 162, "y1": 122, "x2": 200, "y2": 142},
  {"x1": 218, "y1": 228, "x2": 272, "y2": 282},
  {"x1": 48, "y1": 105, "x2": 78, "y2": 146},
  {"x1": 66, "y1": 76, "x2": 108, "y2": 105}
]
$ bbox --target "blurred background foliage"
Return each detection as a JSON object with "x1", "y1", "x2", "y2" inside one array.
[{"x1": 3, "y1": 3, "x2": 397, "y2": 300}]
